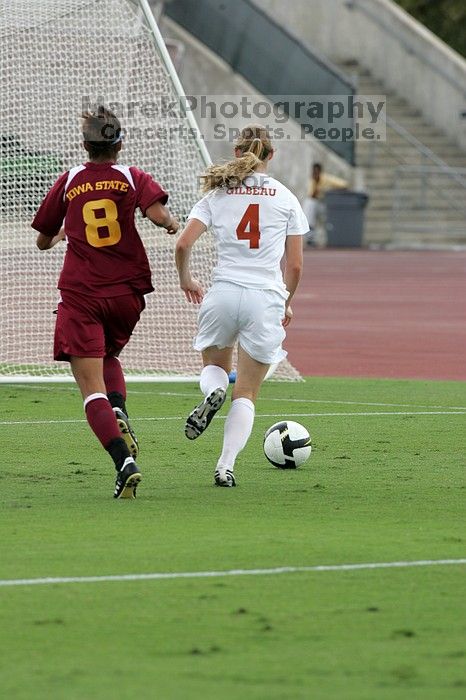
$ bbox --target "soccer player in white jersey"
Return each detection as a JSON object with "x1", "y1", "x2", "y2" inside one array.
[{"x1": 175, "y1": 124, "x2": 309, "y2": 487}]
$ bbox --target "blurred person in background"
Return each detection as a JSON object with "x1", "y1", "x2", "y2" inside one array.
[{"x1": 302, "y1": 162, "x2": 348, "y2": 246}]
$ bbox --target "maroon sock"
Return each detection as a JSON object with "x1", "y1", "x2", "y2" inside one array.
[
  {"x1": 103, "y1": 357, "x2": 126, "y2": 399},
  {"x1": 84, "y1": 394, "x2": 121, "y2": 448}
]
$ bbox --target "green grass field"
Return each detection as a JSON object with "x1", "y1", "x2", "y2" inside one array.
[{"x1": 0, "y1": 377, "x2": 465, "y2": 699}]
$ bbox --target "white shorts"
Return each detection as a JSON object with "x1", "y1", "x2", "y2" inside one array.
[{"x1": 194, "y1": 281, "x2": 287, "y2": 365}]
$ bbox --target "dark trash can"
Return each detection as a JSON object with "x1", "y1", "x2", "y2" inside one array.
[{"x1": 324, "y1": 190, "x2": 369, "y2": 247}]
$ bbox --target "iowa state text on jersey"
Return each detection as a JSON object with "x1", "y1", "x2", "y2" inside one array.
[{"x1": 66, "y1": 180, "x2": 130, "y2": 201}]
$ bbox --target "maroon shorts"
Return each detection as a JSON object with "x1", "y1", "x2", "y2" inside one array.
[{"x1": 54, "y1": 290, "x2": 145, "y2": 361}]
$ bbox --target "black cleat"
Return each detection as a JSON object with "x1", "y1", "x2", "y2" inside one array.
[
  {"x1": 185, "y1": 388, "x2": 226, "y2": 440},
  {"x1": 113, "y1": 407, "x2": 139, "y2": 459},
  {"x1": 113, "y1": 458, "x2": 142, "y2": 499},
  {"x1": 214, "y1": 468, "x2": 236, "y2": 487}
]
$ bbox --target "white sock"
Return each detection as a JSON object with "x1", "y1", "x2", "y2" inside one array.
[
  {"x1": 217, "y1": 397, "x2": 255, "y2": 471},
  {"x1": 200, "y1": 364, "x2": 229, "y2": 397},
  {"x1": 83, "y1": 392, "x2": 108, "y2": 410}
]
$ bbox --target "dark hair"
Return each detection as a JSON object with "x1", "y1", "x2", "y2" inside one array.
[{"x1": 82, "y1": 105, "x2": 122, "y2": 160}]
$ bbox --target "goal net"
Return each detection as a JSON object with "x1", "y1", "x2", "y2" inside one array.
[{"x1": 0, "y1": 0, "x2": 302, "y2": 382}]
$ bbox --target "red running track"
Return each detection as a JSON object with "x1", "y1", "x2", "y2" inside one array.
[{"x1": 285, "y1": 250, "x2": 466, "y2": 381}]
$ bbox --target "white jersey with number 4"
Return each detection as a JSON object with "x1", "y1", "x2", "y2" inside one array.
[{"x1": 188, "y1": 174, "x2": 309, "y2": 297}]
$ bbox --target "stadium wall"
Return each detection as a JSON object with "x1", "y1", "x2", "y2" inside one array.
[
  {"x1": 254, "y1": 0, "x2": 466, "y2": 151},
  {"x1": 159, "y1": 15, "x2": 356, "y2": 202}
]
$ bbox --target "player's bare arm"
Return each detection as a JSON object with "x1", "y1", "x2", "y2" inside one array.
[
  {"x1": 283, "y1": 234, "x2": 303, "y2": 327},
  {"x1": 36, "y1": 228, "x2": 66, "y2": 250},
  {"x1": 145, "y1": 201, "x2": 179, "y2": 234},
  {"x1": 175, "y1": 218, "x2": 206, "y2": 304}
]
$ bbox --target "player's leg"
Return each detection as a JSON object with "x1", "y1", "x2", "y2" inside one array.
[
  {"x1": 104, "y1": 355, "x2": 139, "y2": 459},
  {"x1": 54, "y1": 294, "x2": 140, "y2": 498},
  {"x1": 103, "y1": 294, "x2": 145, "y2": 460},
  {"x1": 185, "y1": 283, "x2": 238, "y2": 440},
  {"x1": 214, "y1": 287, "x2": 286, "y2": 486},
  {"x1": 214, "y1": 345, "x2": 269, "y2": 487},
  {"x1": 70, "y1": 356, "x2": 141, "y2": 499},
  {"x1": 185, "y1": 346, "x2": 232, "y2": 440},
  {"x1": 104, "y1": 355, "x2": 127, "y2": 413}
]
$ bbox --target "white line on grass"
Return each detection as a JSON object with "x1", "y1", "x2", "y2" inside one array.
[
  {"x1": 152, "y1": 391, "x2": 466, "y2": 411},
  {"x1": 0, "y1": 558, "x2": 465, "y2": 588},
  {"x1": 4, "y1": 385, "x2": 466, "y2": 411},
  {"x1": 263, "y1": 398, "x2": 466, "y2": 410},
  {"x1": 0, "y1": 410, "x2": 465, "y2": 427},
  {"x1": 252, "y1": 411, "x2": 466, "y2": 418}
]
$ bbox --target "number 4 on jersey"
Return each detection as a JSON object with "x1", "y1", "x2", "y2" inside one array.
[{"x1": 236, "y1": 203, "x2": 260, "y2": 249}]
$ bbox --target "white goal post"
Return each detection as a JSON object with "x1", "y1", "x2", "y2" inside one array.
[{"x1": 0, "y1": 0, "x2": 302, "y2": 382}]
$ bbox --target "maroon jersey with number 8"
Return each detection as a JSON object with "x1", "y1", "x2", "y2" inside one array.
[{"x1": 32, "y1": 162, "x2": 168, "y2": 297}]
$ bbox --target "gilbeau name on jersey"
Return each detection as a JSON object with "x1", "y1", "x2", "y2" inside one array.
[
  {"x1": 226, "y1": 185, "x2": 277, "y2": 196},
  {"x1": 66, "y1": 179, "x2": 129, "y2": 201}
]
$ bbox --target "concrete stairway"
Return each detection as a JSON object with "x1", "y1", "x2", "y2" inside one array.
[{"x1": 338, "y1": 61, "x2": 466, "y2": 247}]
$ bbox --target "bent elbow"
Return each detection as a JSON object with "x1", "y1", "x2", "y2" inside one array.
[
  {"x1": 290, "y1": 262, "x2": 303, "y2": 277},
  {"x1": 175, "y1": 238, "x2": 189, "y2": 255}
]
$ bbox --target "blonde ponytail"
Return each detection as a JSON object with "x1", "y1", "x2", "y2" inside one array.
[
  {"x1": 201, "y1": 151, "x2": 261, "y2": 192},
  {"x1": 201, "y1": 124, "x2": 273, "y2": 192}
]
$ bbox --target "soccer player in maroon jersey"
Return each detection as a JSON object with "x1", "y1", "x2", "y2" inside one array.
[{"x1": 32, "y1": 106, "x2": 179, "y2": 499}]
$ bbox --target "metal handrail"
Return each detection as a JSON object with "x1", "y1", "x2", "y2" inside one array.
[
  {"x1": 393, "y1": 166, "x2": 466, "y2": 237},
  {"x1": 345, "y1": 0, "x2": 466, "y2": 97},
  {"x1": 393, "y1": 165, "x2": 466, "y2": 215},
  {"x1": 384, "y1": 114, "x2": 466, "y2": 187},
  {"x1": 394, "y1": 165, "x2": 466, "y2": 176},
  {"x1": 364, "y1": 110, "x2": 466, "y2": 198}
]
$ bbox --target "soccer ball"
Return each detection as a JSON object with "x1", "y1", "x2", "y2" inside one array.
[{"x1": 263, "y1": 421, "x2": 312, "y2": 469}]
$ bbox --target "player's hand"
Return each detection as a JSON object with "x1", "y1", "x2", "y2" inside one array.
[
  {"x1": 282, "y1": 305, "x2": 293, "y2": 327},
  {"x1": 37, "y1": 228, "x2": 66, "y2": 250},
  {"x1": 165, "y1": 217, "x2": 179, "y2": 235},
  {"x1": 50, "y1": 228, "x2": 66, "y2": 247},
  {"x1": 181, "y1": 277, "x2": 204, "y2": 304}
]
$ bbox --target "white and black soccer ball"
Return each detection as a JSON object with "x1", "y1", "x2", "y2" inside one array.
[{"x1": 263, "y1": 421, "x2": 312, "y2": 469}]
